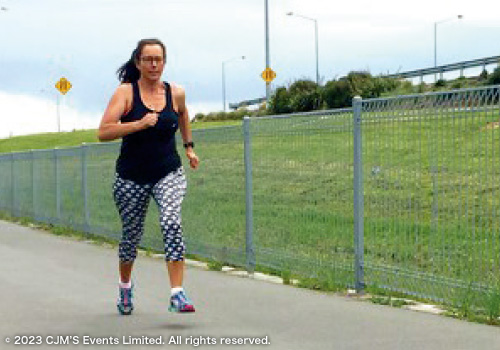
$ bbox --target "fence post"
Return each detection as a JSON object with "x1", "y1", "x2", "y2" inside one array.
[
  {"x1": 32, "y1": 150, "x2": 37, "y2": 221},
  {"x1": 243, "y1": 116, "x2": 256, "y2": 273},
  {"x1": 353, "y1": 96, "x2": 365, "y2": 293},
  {"x1": 11, "y1": 153, "x2": 15, "y2": 217},
  {"x1": 54, "y1": 148, "x2": 61, "y2": 225},
  {"x1": 82, "y1": 143, "x2": 90, "y2": 233}
]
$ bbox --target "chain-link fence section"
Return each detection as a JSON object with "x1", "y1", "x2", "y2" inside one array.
[
  {"x1": 361, "y1": 86, "x2": 500, "y2": 305},
  {"x1": 248, "y1": 110, "x2": 355, "y2": 287}
]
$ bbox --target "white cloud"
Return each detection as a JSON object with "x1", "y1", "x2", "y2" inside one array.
[
  {"x1": 0, "y1": 91, "x2": 100, "y2": 138},
  {"x1": 0, "y1": 89, "x2": 215, "y2": 139}
]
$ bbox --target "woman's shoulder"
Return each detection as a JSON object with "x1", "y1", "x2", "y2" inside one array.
[
  {"x1": 113, "y1": 83, "x2": 134, "y2": 101},
  {"x1": 116, "y1": 82, "x2": 133, "y2": 94},
  {"x1": 168, "y1": 82, "x2": 185, "y2": 98}
]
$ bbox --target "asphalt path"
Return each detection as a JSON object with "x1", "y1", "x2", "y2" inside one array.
[{"x1": 0, "y1": 220, "x2": 499, "y2": 349}]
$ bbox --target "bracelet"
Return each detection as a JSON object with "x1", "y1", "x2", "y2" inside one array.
[{"x1": 183, "y1": 141, "x2": 194, "y2": 149}]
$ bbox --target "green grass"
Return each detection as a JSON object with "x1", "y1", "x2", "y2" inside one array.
[
  {"x1": 0, "y1": 130, "x2": 99, "y2": 153},
  {"x1": 0, "y1": 120, "x2": 242, "y2": 154}
]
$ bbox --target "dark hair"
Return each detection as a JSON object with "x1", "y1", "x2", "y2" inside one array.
[{"x1": 117, "y1": 38, "x2": 167, "y2": 83}]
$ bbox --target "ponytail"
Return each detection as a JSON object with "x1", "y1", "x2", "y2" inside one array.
[{"x1": 117, "y1": 49, "x2": 140, "y2": 83}]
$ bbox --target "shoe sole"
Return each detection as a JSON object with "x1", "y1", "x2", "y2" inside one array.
[
  {"x1": 168, "y1": 306, "x2": 195, "y2": 313},
  {"x1": 117, "y1": 305, "x2": 134, "y2": 315}
]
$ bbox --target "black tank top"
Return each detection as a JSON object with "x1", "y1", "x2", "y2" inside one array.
[{"x1": 116, "y1": 81, "x2": 181, "y2": 184}]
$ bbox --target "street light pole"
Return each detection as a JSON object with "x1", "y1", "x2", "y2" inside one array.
[
  {"x1": 287, "y1": 11, "x2": 320, "y2": 85},
  {"x1": 222, "y1": 56, "x2": 245, "y2": 112},
  {"x1": 314, "y1": 19, "x2": 319, "y2": 85},
  {"x1": 434, "y1": 15, "x2": 463, "y2": 81},
  {"x1": 265, "y1": 0, "x2": 270, "y2": 105},
  {"x1": 222, "y1": 62, "x2": 226, "y2": 112}
]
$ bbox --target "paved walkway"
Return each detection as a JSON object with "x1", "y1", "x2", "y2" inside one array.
[{"x1": 0, "y1": 220, "x2": 499, "y2": 349}]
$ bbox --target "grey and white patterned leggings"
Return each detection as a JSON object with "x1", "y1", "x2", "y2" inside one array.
[{"x1": 113, "y1": 167, "x2": 187, "y2": 262}]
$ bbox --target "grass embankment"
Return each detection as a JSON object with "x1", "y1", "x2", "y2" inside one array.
[{"x1": 0, "y1": 120, "x2": 242, "y2": 153}]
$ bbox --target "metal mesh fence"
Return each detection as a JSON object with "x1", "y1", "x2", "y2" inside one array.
[
  {"x1": 180, "y1": 125, "x2": 246, "y2": 266},
  {"x1": 249, "y1": 110, "x2": 355, "y2": 287},
  {"x1": 33, "y1": 149, "x2": 57, "y2": 224},
  {"x1": 1, "y1": 86, "x2": 500, "y2": 307},
  {"x1": 361, "y1": 86, "x2": 500, "y2": 304},
  {"x1": 0, "y1": 154, "x2": 13, "y2": 213}
]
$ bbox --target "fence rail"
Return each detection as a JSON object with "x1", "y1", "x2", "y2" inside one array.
[{"x1": 1, "y1": 86, "x2": 500, "y2": 309}]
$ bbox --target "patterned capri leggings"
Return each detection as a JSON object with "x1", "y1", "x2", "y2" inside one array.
[{"x1": 113, "y1": 167, "x2": 187, "y2": 262}]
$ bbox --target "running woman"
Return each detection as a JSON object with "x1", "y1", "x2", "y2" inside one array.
[{"x1": 97, "y1": 38, "x2": 199, "y2": 315}]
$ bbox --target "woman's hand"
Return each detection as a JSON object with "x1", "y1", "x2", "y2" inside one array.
[
  {"x1": 140, "y1": 112, "x2": 158, "y2": 129},
  {"x1": 186, "y1": 149, "x2": 199, "y2": 169}
]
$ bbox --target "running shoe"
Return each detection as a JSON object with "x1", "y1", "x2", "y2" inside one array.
[
  {"x1": 117, "y1": 283, "x2": 134, "y2": 315},
  {"x1": 169, "y1": 290, "x2": 195, "y2": 313}
]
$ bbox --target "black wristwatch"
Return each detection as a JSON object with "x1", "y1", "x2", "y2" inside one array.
[{"x1": 183, "y1": 141, "x2": 194, "y2": 149}]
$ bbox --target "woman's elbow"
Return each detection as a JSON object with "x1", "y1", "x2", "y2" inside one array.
[{"x1": 97, "y1": 129, "x2": 112, "y2": 142}]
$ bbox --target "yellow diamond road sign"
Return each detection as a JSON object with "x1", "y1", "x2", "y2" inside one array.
[
  {"x1": 55, "y1": 77, "x2": 72, "y2": 95},
  {"x1": 261, "y1": 67, "x2": 276, "y2": 83}
]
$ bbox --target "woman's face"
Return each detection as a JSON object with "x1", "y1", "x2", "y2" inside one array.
[{"x1": 136, "y1": 44, "x2": 165, "y2": 81}]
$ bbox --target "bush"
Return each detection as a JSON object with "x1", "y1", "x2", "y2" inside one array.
[
  {"x1": 479, "y1": 69, "x2": 488, "y2": 81},
  {"x1": 417, "y1": 82, "x2": 428, "y2": 93},
  {"x1": 434, "y1": 79, "x2": 447, "y2": 88},
  {"x1": 322, "y1": 79, "x2": 352, "y2": 109},
  {"x1": 268, "y1": 87, "x2": 292, "y2": 114},
  {"x1": 288, "y1": 80, "x2": 321, "y2": 112},
  {"x1": 194, "y1": 113, "x2": 205, "y2": 122},
  {"x1": 488, "y1": 66, "x2": 500, "y2": 85},
  {"x1": 373, "y1": 77, "x2": 398, "y2": 95},
  {"x1": 452, "y1": 76, "x2": 468, "y2": 89},
  {"x1": 346, "y1": 71, "x2": 378, "y2": 98}
]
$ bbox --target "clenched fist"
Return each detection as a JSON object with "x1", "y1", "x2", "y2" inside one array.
[{"x1": 140, "y1": 112, "x2": 158, "y2": 129}]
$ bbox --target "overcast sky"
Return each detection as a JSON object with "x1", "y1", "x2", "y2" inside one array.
[{"x1": 0, "y1": 0, "x2": 499, "y2": 138}]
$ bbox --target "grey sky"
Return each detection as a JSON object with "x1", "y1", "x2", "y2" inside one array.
[{"x1": 0, "y1": 0, "x2": 499, "y2": 137}]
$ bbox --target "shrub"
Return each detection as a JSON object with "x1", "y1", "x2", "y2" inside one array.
[
  {"x1": 488, "y1": 66, "x2": 500, "y2": 85},
  {"x1": 268, "y1": 87, "x2": 292, "y2": 114},
  {"x1": 435, "y1": 79, "x2": 447, "y2": 88},
  {"x1": 452, "y1": 76, "x2": 468, "y2": 89},
  {"x1": 288, "y1": 80, "x2": 321, "y2": 112},
  {"x1": 417, "y1": 82, "x2": 428, "y2": 93},
  {"x1": 194, "y1": 113, "x2": 205, "y2": 122},
  {"x1": 346, "y1": 71, "x2": 377, "y2": 98},
  {"x1": 322, "y1": 79, "x2": 352, "y2": 109},
  {"x1": 479, "y1": 69, "x2": 488, "y2": 81}
]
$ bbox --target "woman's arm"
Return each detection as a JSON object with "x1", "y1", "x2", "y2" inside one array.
[
  {"x1": 97, "y1": 84, "x2": 157, "y2": 141},
  {"x1": 174, "y1": 85, "x2": 199, "y2": 169}
]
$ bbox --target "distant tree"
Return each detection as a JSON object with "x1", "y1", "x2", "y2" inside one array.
[
  {"x1": 194, "y1": 113, "x2": 205, "y2": 122},
  {"x1": 488, "y1": 66, "x2": 500, "y2": 85},
  {"x1": 288, "y1": 80, "x2": 321, "y2": 112},
  {"x1": 345, "y1": 71, "x2": 375, "y2": 98},
  {"x1": 344, "y1": 71, "x2": 392, "y2": 99},
  {"x1": 434, "y1": 79, "x2": 447, "y2": 88},
  {"x1": 373, "y1": 77, "x2": 399, "y2": 95},
  {"x1": 451, "y1": 76, "x2": 468, "y2": 89},
  {"x1": 479, "y1": 69, "x2": 488, "y2": 81},
  {"x1": 322, "y1": 79, "x2": 352, "y2": 108},
  {"x1": 268, "y1": 87, "x2": 292, "y2": 114}
]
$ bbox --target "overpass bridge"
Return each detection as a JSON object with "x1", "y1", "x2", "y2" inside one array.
[{"x1": 384, "y1": 55, "x2": 500, "y2": 81}]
